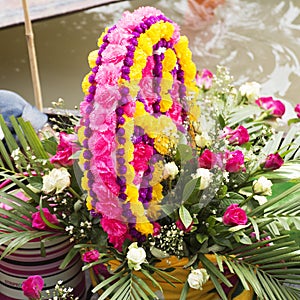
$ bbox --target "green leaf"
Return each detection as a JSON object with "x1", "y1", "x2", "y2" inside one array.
[
  {"x1": 98, "y1": 273, "x2": 130, "y2": 300},
  {"x1": 181, "y1": 177, "x2": 200, "y2": 203},
  {"x1": 92, "y1": 269, "x2": 126, "y2": 293},
  {"x1": 179, "y1": 280, "x2": 189, "y2": 300},
  {"x1": 59, "y1": 245, "x2": 79, "y2": 269},
  {"x1": 179, "y1": 205, "x2": 193, "y2": 229}
]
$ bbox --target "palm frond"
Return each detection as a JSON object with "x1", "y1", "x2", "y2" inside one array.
[{"x1": 219, "y1": 248, "x2": 300, "y2": 300}]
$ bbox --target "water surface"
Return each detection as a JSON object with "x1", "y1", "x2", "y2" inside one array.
[{"x1": 0, "y1": 0, "x2": 299, "y2": 108}]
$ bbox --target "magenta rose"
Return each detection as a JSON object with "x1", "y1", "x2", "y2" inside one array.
[
  {"x1": 22, "y1": 275, "x2": 44, "y2": 300},
  {"x1": 223, "y1": 204, "x2": 248, "y2": 226},
  {"x1": 225, "y1": 150, "x2": 245, "y2": 173},
  {"x1": 295, "y1": 103, "x2": 300, "y2": 118},
  {"x1": 198, "y1": 149, "x2": 216, "y2": 169},
  {"x1": 32, "y1": 208, "x2": 59, "y2": 230},
  {"x1": 223, "y1": 125, "x2": 249, "y2": 145},
  {"x1": 264, "y1": 153, "x2": 284, "y2": 170},
  {"x1": 255, "y1": 96, "x2": 285, "y2": 117},
  {"x1": 82, "y1": 249, "x2": 100, "y2": 263},
  {"x1": 50, "y1": 132, "x2": 80, "y2": 166},
  {"x1": 196, "y1": 69, "x2": 213, "y2": 90}
]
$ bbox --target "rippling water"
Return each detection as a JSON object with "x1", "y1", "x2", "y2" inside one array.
[{"x1": 0, "y1": 0, "x2": 299, "y2": 108}]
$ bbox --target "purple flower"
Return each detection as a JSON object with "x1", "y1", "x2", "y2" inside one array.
[{"x1": 255, "y1": 97, "x2": 285, "y2": 118}]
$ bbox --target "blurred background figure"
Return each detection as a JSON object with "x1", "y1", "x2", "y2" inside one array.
[
  {"x1": 188, "y1": 0, "x2": 225, "y2": 20},
  {"x1": 0, "y1": 89, "x2": 47, "y2": 139}
]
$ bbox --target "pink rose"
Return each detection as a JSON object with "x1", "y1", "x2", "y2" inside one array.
[
  {"x1": 295, "y1": 103, "x2": 300, "y2": 118},
  {"x1": 132, "y1": 142, "x2": 154, "y2": 172},
  {"x1": 82, "y1": 249, "x2": 100, "y2": 263},
  {"x1": 32, "y1": 208, "x2": 59, "y2": 230},
  {"x1": 223, "y1": 204, "x2": 248, "y2": 226},
  {"x1": 264, "y1": 153, "x2": 284, "y2": 170},
  {"x1": 223, "y1": 125, "x2": 249, "y2": 145},
  {"x1": 22, "y1": 275, "x2": 44, "y2": 300},
  {"x1": 255, "y1": 97, "x2": 285, "y2": 117},
  {"x1": 225, "y1": 150, "x2": 245, "y2": 173},
  {"x1": 196, "y1": 69, "x2": 213, "y2": 90},
  {"x1": 50, "y1": 132, "x2": 79, "y2": 166},
  {"x1": 198, "y1": 149, "x2": 216, "y2": 169},
  {"x1": 101, "y1": 217, "x2": 129, "y2": 251}
]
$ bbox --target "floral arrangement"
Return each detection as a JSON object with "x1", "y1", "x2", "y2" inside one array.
[
  {"x1": 0, "y1": 6, "x2": 300, "y2": 300},
  {"x1": 77, "y1": 6, "x2": 300, "y2": 300}
]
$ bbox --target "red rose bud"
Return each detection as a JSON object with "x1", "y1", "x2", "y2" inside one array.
[
  {"x1": 22, "y1": 275, "x2": 44, "y2": 300},
  {"x1": 264, "y1": 153, "x2": 284, "y2": 170},
  {"x1": 198, "y1": 149, "x2": 216, "y2": 169},
  {"x1": 225, "y1": 150, "x2": 245, "y2": 173},
  {"x1": 255, "y1": 96, "x2": 285, "y2": 117},
  {"x1": 176, "y1": 219, "x2": 193, "y2": 232},
  {"x1": 223, "y1": 204, "x2": 248, "y2": 226},
  {"x1": 295, "y1": 103, "x2": 300, "y2": 118},
  {"x1": 82, "y1": 249, "x2": 100, "y2": 263},
  {"x1": 223, "y1": 125, "x2": 249, "y2": 145}
]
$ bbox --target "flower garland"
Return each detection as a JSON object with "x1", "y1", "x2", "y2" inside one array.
[{"x1": 78, "y1": 7, "x2": 199, "y2": 248}]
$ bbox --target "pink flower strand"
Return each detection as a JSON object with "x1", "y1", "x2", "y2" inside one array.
[
  {"x1": 22, "y1": 275, "x2": 44, "y2": 300},
  {"x1": 223, "y1": 204, "x2": 248, "y2": 226}
]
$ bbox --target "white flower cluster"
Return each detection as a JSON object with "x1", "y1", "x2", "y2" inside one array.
[{"x1": 45, "y1": 280, "x2": 79, "y2": 300}]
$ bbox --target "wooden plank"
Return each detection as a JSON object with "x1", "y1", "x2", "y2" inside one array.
[{"x1": 0, "y1": 0, "x2": 124, "y2": 28}]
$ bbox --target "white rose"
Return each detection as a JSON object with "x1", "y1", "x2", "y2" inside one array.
[
  {"x1": 252, "y1": 176, "x2": 273, "y2": 196},
  {"x1": 163, "y1": 162, "x2": 179, "y2": 180},
  {"x1": 127, "y1": 242, "x2": 147, "y2": 271},
  {"x1": 253, "y1": 195, "x2": 268, "y2": 205},
  {"x1": 195, "y1": 132, "x2": 211, "y2": 148},
  {"x1": 187, "y1": 268, "x2": 209, "y2": 290},
  {"x1": 192, "y1": 168, "x2": 213, "y2": 190},
  {"x1": 42, "y1": 168, "x2": 71, "y2": 194},
  {"x1": 239, "y1": 81, "x2": 261, "y2": 101}
]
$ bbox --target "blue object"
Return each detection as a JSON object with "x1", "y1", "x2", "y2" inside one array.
[{"x1": 0, "y1": 89, "x2": 47, "y2": 133}]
